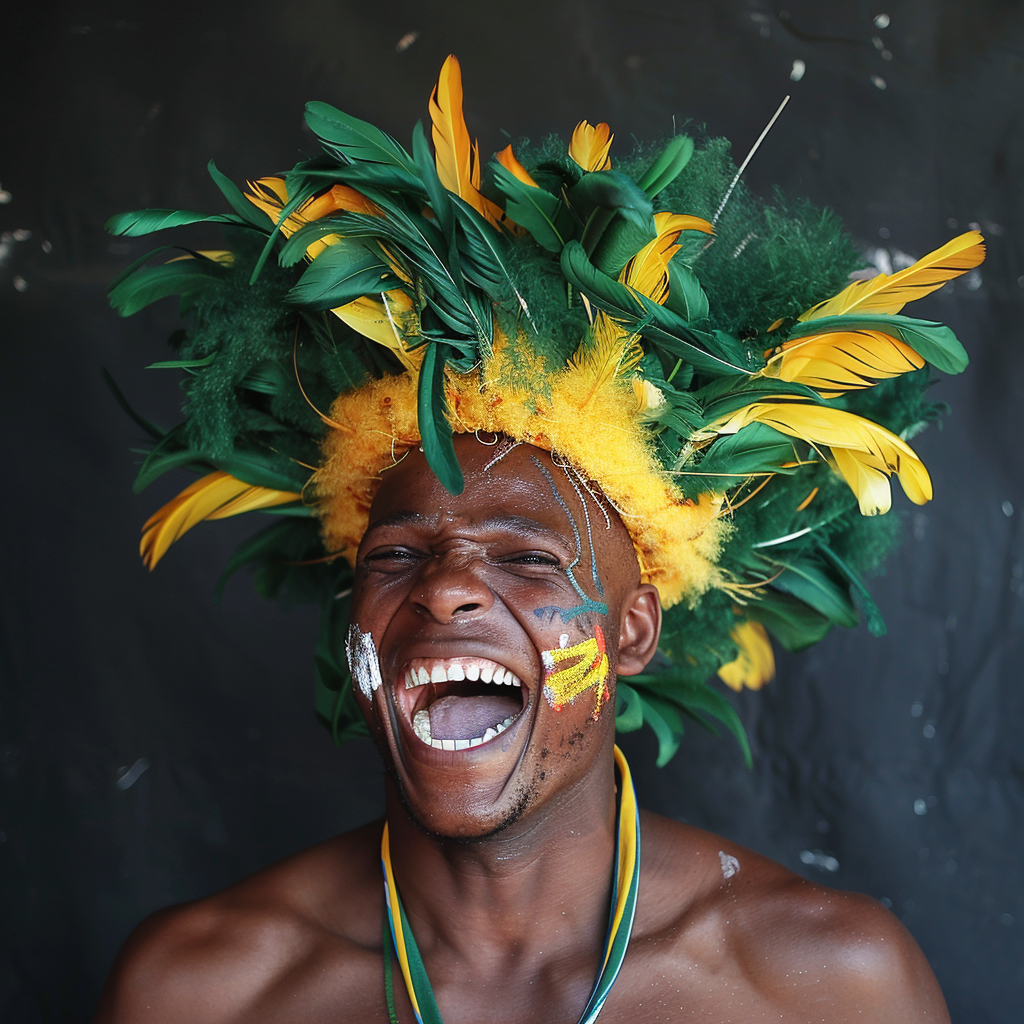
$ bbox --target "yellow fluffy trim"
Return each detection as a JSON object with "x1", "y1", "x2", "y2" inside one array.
[{"x1": 315, "y1": 351, "x2": 727, "y2": 609}]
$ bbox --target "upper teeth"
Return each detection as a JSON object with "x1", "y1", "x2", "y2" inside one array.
[{"x1": 404, "y1": 660, "x2": 523, "y2": 689}]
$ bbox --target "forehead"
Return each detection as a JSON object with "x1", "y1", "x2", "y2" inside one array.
[{"x1": 367, "y1": 437, "x2": 580, "y2": 535}]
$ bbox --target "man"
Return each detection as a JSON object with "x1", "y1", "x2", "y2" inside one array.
[
  {"x1": 96, "y1": 54, "x2": 977, "y2": 1022},
  {"x1": 95, "y1": 436, "x2": 949, "y2": 1023}
]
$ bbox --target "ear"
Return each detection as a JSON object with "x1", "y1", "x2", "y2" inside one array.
[{"x1": 615, "y1": 584, "x2": 662, "y2": 676}]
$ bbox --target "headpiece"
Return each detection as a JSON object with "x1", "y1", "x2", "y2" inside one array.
[{"x1": 107, "y1": 56, "x2": 983, "y2": 764}]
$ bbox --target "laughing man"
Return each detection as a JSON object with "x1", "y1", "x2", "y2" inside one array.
[{"x1": 96, "y1": 55, "x2": 979, "y2": 1022}]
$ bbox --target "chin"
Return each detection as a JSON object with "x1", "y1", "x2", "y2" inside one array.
[{"x1": 393, "y1": 774, "x2": 538, "y2": 842}]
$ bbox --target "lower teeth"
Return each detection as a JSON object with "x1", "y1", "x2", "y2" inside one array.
[{"x1": 412, "y1": 709, "x2": 515, "y2": 750}]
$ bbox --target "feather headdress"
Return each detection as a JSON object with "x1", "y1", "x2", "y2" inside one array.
[{"x1": 107, "y1": 55, "x2": 982, "y2": 764}]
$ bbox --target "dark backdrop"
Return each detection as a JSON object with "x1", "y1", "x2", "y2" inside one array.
[{"x1": 2, "y1": 1, "x2": 1022, "y2": 1020}]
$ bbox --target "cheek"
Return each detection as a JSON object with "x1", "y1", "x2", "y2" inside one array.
[{"x1": 538, "y1": 623, "x2": 612, "y2": 723}]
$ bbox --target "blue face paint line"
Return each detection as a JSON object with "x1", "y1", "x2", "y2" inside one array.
[
  {"x1": 560, "y1": 464, "x2": 605, "y2": 597},
  {"x1": 530, "y1": 455, "x2": 610, "y2": 623},
  {"x1": 534, "y1": 600, "x2": 609, "y2": 624},
  {"x1": 573, "y1": 465, "x2": 612, "y2": 531}
]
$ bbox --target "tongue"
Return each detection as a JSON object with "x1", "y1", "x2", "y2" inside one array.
[{"x1": 428, "y1": 694, "x2": 521, "y2": 740}]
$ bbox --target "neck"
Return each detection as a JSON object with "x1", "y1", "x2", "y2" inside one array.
[{"x1": 384, "y1": 739, "x2": 619, "y2": 969}]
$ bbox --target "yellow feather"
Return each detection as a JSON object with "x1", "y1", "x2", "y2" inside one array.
[
  {"x1": 245, "y1": 178, "x2": 380, "y2": 258},
  {"x1": 140, "y1": 471, "x2": 301, "y2": 570},
  {"x1": 429, "y1": 55, "x2": 474, "y2": 198},
  {"x1": 428, "y1": 55, "x2": 506, "y2": 229},
  {"x1": 568, "y1": 120, "x2": 614, "y2": 172},
  {"x1": 799, "y1": 230, "x2": 985, "y2": 321},
  {"x1": 165, "y1": 250, "x2": 235, "y2": 266},
  {"x1": 713, "y1": 401, "x2": 932, "y2": 515},
  {"x1": 621, "y1": 212, "x2": 714, "y2": 303},
  {"x1": 717, "y1": 621, "x2": 775, "y2": 691},
  {"x1": 330, "y1": 290, "x2": 424, "y2": 372},
  {"x1": 495, "y1": 144, "x2": 539, "y2": 187},
  {"x1": 762, "y1": 329, "x2": 925, "y2": 396},
  {"x1": 569, "y1": 312, "x2": 643, "y2": 407}
]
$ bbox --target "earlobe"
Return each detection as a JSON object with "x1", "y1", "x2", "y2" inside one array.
[{"x1": 615, "y1": 584, "x2": 662, "y2": 676}]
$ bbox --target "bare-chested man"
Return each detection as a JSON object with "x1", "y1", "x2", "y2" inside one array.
[{"x1": 95, "y1": 435, "x2": 949, "y2": 1023}]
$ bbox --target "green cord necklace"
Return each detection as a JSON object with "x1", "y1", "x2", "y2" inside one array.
[{"x1": 381, "y1": 745, "x2": 640, "y2": 1024}]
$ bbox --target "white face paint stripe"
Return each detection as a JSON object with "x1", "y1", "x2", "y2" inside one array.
[{"x1": 346, "y1": 623, "x2": 382, "y2": 699}]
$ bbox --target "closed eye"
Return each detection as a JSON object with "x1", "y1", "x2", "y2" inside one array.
[
  {"x1": 498, "y1": 552, "x2": 562, "y2": 567},
  {"x1": 364, "y1": 547, "x2": 424, "y2": 565}
]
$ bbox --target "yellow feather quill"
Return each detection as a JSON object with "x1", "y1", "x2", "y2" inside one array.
[
  {"x1": 140, "y1": 471, "x2": 301, "y2": 570},
  {"x1": 713, "y1": 401, "x2": 932, "y2": 515},
  {"x1": 799, "y1": 230, "x2": 985, "y2": 321}
]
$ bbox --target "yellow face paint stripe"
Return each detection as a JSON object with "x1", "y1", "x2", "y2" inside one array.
[{"x1": 541, "y1": 625, "x2": 611, "y2": 720}]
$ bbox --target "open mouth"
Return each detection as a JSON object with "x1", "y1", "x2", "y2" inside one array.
[{"x1": 398, "y1": 657, "x2": 528, "y2": 752}]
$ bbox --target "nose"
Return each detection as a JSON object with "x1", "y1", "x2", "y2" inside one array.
[{"x1": 411, "y1": 552, "x2": 494, "y2": 623}]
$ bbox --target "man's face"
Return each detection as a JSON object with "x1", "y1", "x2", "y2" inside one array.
[{"x1": 348, "y1": 435, "x2": 660, "y2": 839}]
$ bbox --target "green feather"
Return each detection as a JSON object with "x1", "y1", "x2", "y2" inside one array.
[
  {"x1": 560, "y1": 241, "x2": 749, "y2": 376},
  {"x1": 214, "y1": 518, "x2": 298, "y2": 602},
  {"x1": 417, "y1": 343, "x2": 464, "y2": 495},
  {"x1": 615, "y1": 683, "x2": 645, "y2": 732},
  {"x1": 412, "y1": 122, "x2": 457, "y2": 252},
  {"x1": 101, "y1": 368, "x2": 165, "y2": 441},
  {"x1": 664, "y1": 262, "x2": 709, "y2": 322},
  {"x1": 817, "y1": 541, "x2": 887, "y2": 636},
  {"x1": 745, "y1": 591, "x2": 833, "y2": 652},
  {"x1": 679, "y1": 422, "x2": 801, "y2": 497},
  {"x1": 249, "y1": 180, "x2": 322, "y2": 284},
  {"x1": 109, "y1": 257, "x2": 230, "y2": 316},
  {"x1": 761, "y1": 554, "x2": 859, "y2": 628},
  {"x1": 694, "y1": 376, "x2": 822, "y2": 423},
  {"x1": 637, "y1": 135, "x2": 695, "y2": 197},
  {"x1": 286, "y1": 238, "x2": 399, "y2": 309},
  {"x1": 787, "y1": 313, "x2": 969, "y2": 375},
  {"x1": 568, "y1": 170, "x2": 655, "y2": 232},
  {"x1": 590, "y1": 217, "x2": 656, "y2": 278},
  {"x1": 635, "y1": 674, "x2": 752, "y2": 768},
  {"x1": 637, "y1": 692, "x2": 683, "y2": 766},
  {"x1": 105, "y1": 209, "x2": 247, "y2": 236},
  {"x1": 206, "y1": 161, "x2": 269, "y2": 229},
  {"x1": 305, "y1": 101, "x2": 417, "y2": 173},
  {"x1": 490, "y1": 164, "x2": 567, "y2": 252},
  {"x1": 277, "y1": 218, "x2": 352, "y2": 267}
]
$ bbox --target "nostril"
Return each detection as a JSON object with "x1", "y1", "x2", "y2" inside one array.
[{"x1": 452, "y1": 602, "x2": 483, "y2": 617}]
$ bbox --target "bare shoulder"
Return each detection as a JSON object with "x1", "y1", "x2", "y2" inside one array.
[
  {"x1": 626, "y1": 811, "x2": 949, "y2": 1023},
  {"x1": 94, "y1": 820, "x2": 385, "y2": 1024}
]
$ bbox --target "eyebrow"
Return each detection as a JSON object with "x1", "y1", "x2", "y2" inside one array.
[{"x1": 364, "y1": 511, "x2": 574, "y2": 550}]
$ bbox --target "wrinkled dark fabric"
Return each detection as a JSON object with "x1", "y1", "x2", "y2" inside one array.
[{"x1": 1, "y1": 2, "x2": 1021, "y2": 1021}]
